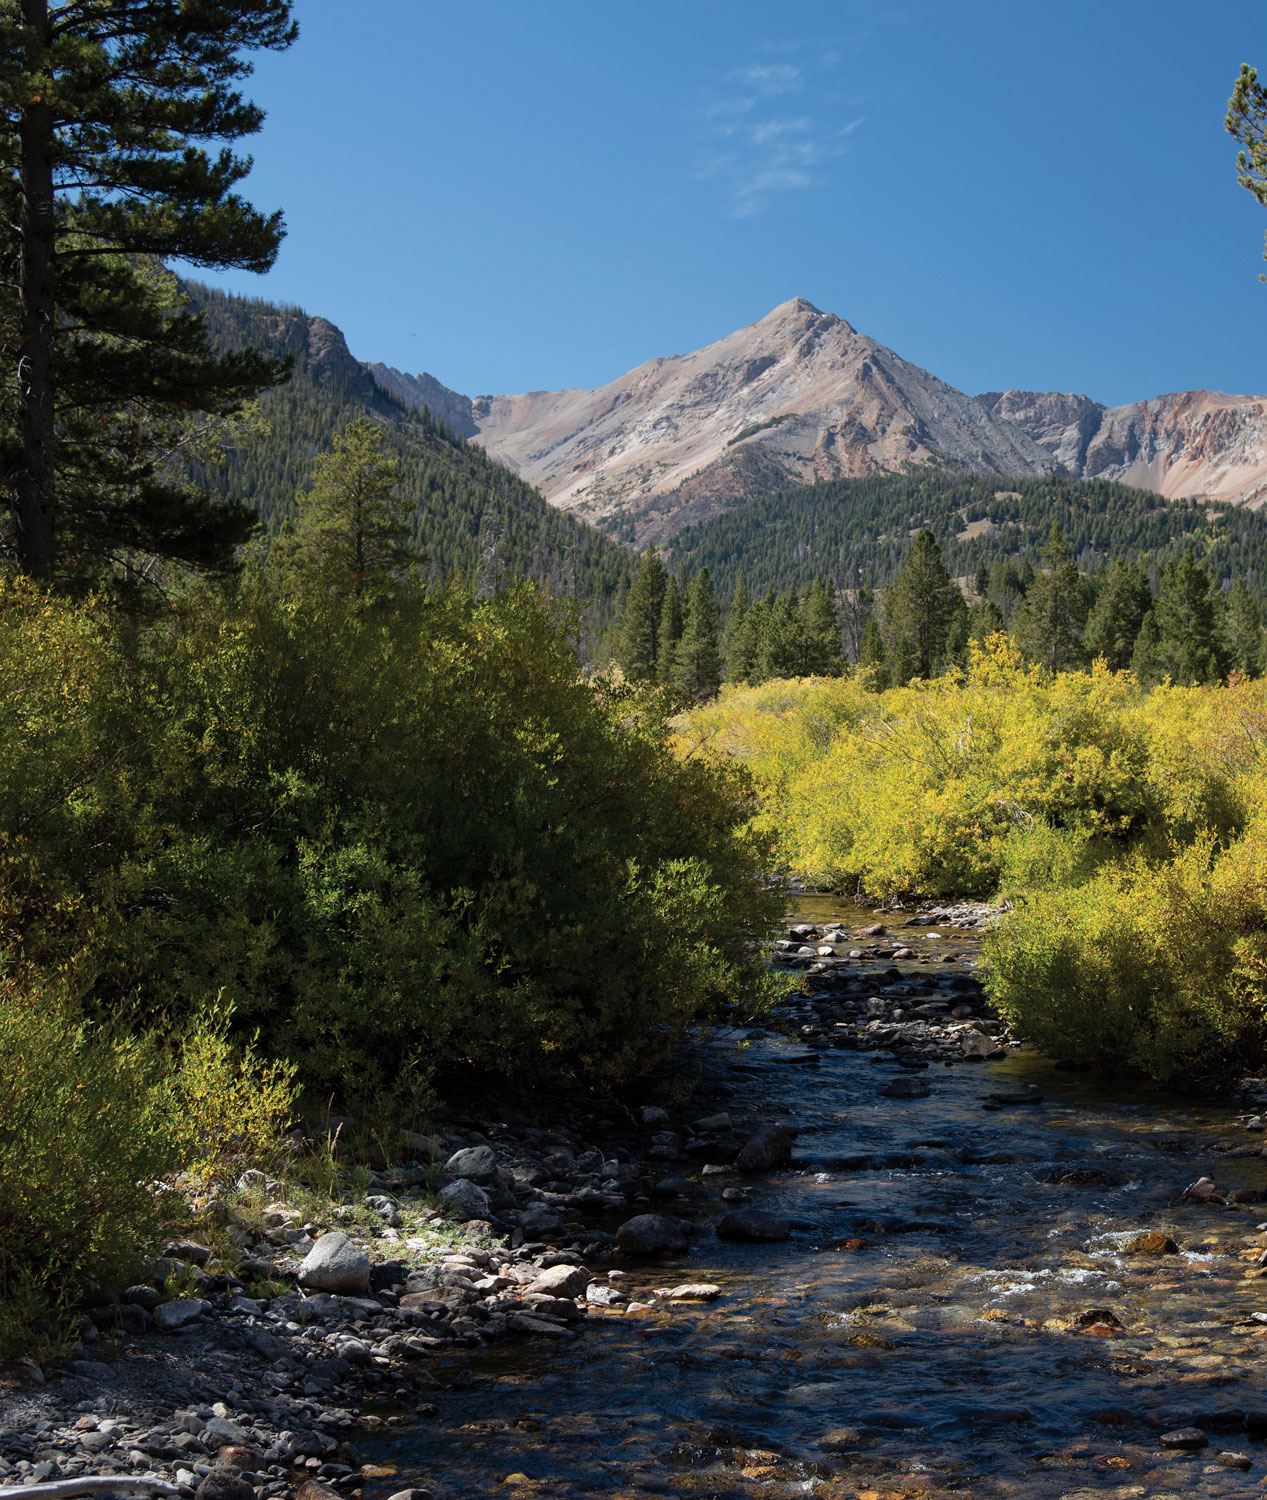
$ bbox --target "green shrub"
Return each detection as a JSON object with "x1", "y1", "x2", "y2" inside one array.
[
  {"x1": 0, "y1": 982, "x2": 177, "y2": 1356},
  {"x1": 0, "y1": 576, "x2": 782, "y2": 1105},
  {"x1": 0, "y1": 980, "x2": 298, "y2": 1358},
  {"x1": 986, "y1": 826, "x2": 1267, "y2": 1085}
]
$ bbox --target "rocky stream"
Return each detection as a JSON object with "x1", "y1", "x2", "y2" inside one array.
[{"x1": 9, "y1": 897, "x2": 1267, "y2": 1500}]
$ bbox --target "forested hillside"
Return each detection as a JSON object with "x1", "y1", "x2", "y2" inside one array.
[
  {"x1": 182, "y1": 282, "x2": 634, "y2": 634},
  {"x1": 666, "y1": 471, "x2": 1267, "y2": 599}
]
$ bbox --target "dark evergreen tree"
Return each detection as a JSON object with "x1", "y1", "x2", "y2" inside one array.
[
  {"x1": 656, "y1": 573, "x2": 685, "y2": 684},
  {"x1": 1083, "y1": 558, "x2": 1152, "y2": 670},
  {"x1": 1223, "y1": 576, "x2": 1264, "y2": 676},
  {"x1": 1227, "y1": 63, "x2": 1267, "y2": 280},
  {"x1": 803, "y1": 576, "x2": 842, "y2": 675},
  {"x1": 882, "y1": 530, "x2": 966, "y2": 684},
  {"x1": 972, "y1": 560, "x2": 991, "y2": 599},
  {"x1": 1130, "y1": 609, "x2": 1164, "y2": 685},
  {"x1": 754, "y1": 591, "x2": 807, "y2": 682},
  {"x1": 967, "y1": 595, "x2": 1004, "y2": 645},
  {"x1": 2, "y1": 0, "x2": 297, "y2": 583},
  {"x1": 1015, "y1": 524, "x2": 1089, "y2": 670},
  {"x1": 674, "y1": 567, "x2": 722, "y2": 699},
  {"x1": 1151, "y1": 548, "x2": 1227, "y2": 684},
  {"x1": 615, "y1": 546, "x2": 667, "y2": 681},
  {"x1": 278, "y1": 418, "x2": 421, "y2": 603},
  {"x1": 726, "y1": 592, "x2": 765, "y2": 684},
  {"x1": 858, "y1": 610, "x2": 888, "y2": 687}
]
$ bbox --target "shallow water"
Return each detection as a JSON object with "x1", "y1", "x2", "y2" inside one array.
[{"x1": 368, "y1": 904, "x2": 1267, "y2": 1499}]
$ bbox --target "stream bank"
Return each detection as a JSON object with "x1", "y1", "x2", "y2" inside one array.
[{"x1": 9, "y1": 898, "x2": 1267, "y2": 1500}]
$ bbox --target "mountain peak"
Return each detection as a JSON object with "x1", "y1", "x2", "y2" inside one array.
[{"x1": 766, "y1": 296, "x2": 824, "y2": 319}]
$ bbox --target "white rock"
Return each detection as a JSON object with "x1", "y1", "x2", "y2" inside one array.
[{"x1": 298, "y1": 1232, "x2": 371, "y2": 1295}]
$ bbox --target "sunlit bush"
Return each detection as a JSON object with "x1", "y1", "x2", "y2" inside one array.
[
  {"x1": 0, "y1": 575, "x2": 782, "y2": 1107},
  {"x1": 681, "y1": 636, "x2": 1262, "y2": 899},
  {"x1": 986, "y1": 822, "x2": 1267, "y2": 1085}
]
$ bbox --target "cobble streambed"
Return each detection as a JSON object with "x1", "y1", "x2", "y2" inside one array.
[{"x1": 368, "y1": 901, "x2": 1267, "y2": 1500}]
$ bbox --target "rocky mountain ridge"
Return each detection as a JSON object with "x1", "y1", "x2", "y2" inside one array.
[{"x1": 366, "y1": 298, "x2": 1267, "y2": 543}]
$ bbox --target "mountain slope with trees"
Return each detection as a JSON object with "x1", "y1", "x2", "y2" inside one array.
[
  {"x1": 181, "y1": 282, "x2": 635, "y2": 635},
  {"x1": 665, "y1": 470, "x2": 1267, "y2": 603}
]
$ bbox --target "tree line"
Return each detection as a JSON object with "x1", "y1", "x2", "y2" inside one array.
[{"x1": 615, "y1": 524, "x2": 1267, "y2": 695}]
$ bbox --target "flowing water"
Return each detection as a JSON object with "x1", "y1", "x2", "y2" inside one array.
[{"x1": 370, "y1": 901, "x2": 1267, "y2": 1499}]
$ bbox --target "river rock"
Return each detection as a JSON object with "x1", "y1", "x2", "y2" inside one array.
[
  {"x1": 444, "y1": 1145, "x2": 498, "y2": 1183},
  {"x1": 882, "y1": 1077, "x2": 931, "y2": 1099},
  {"x1": 735, "y1": 1123, "x2": 796, "y2": 1172},
  {"x1": 717, "y1": 1210, "x2": 791, "y2": 1243},
  {"x1": 819, "y1": 1427, "x2": 864, "y2": 1451},
  {"x1": 201, "y1": 1417, "x2": 250, "y2": 1449},
  {"x1": 194, "y1": 1468, "x2": 255, "y2": 1500},
  {"x1": 1215, "y1": 1451, "x2": 1253, "y2": 1469},
  {"x1": 438, "y1": 1178, "x2": 492, "y2": 1221},
  {"x1": 654, "y1": 1283, "x2": 722, "y2": 1300},
  {"x1": 1159, "y1": 1427, "x2": 1209, "y2": 1449},
  {"x1": 616, "y1": 1214, "x2": 688, "y2": 1254},
  {"x1": 1125, "y1": 1231, "x2": 1179, "y2": 1255},
  {"x1": 525, "y1": 1264, "x2": 590, "y2": 1298},
  {"x1": 298, "y1": 1231, "x2": 371, "y2": 1294},
  {"x1": 152, "y1": 1298, "x2": 209, "y2": 1331},
  {"x1": 586, "y1": 1283, "x2": 627, "y2": 1306},
  {"x1": 516, "y1": 1205, "x2": 564, "y2": 1237}
]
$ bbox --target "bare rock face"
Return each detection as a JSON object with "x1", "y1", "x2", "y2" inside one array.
[
  {"x1": 365, "y1": 297, "x2": 1267, "y2": 541},
  {"x1": 458, "y1": 299, "x2": 1055, "y2": 538},
  {"x1": 981, "y1": 387, "x2": 1267, "y2": 508}
]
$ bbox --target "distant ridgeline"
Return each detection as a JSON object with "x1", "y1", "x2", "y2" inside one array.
[
  {"x1": 665, "y1": 471, "x2": 1267, "y2": 599},
  {"x1": 181, "y1": 282, "x2": 634, "y2": 631}
]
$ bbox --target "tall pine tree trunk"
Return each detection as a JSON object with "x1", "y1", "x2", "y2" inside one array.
[{"x1": 15, "y1": 0, "x2": 56, "y2": 577}]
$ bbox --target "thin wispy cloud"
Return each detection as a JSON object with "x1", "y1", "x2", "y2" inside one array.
[{"x1": 695, "y1": 44, "x2": 864, "y2": 218}]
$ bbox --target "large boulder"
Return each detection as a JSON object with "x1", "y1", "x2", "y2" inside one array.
[
  {"x1": 525, "y1": 1263, "x2": 590, "y2": 1298},
  {"x1": 717, "y1": 1209, "x2": 791, "y2": 1243},
  {"x1": 194, "y1": 1470, "x2": 254, "y2": 1500},
  {"x1": 444, "y1": 1145, "x2": 498, "y2": 1184},
  {"x1": 298, "y1": 1232, "x2": 371, "y2": 1295},
  {"x1": 151, "y1": 1298, "x2": 209, "y2": 1330},
  {"x1": 438, "y1": 1178, "x2": 491, "y2": 1221},
  {"x1": 735, "y1": 1124, "x2": 797, "y2": 1172},
  {"x1": 616, "y1": 1214, "x2": 689, "y2": 1255}
]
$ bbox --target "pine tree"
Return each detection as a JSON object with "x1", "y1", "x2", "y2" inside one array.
[
  {"x1": 858, "y1": 610, "x2": 888, "y2": 687},
  {"x1": 615, "y1": 546, "x2": 667, "y2": 681},
  {"x1": 803, "y1": 576, "x2": 842, "y2": 675},
  {"x1": 727, "y1": 593, "x2": 766, "y2": 684},
  {"x1": 1131, "y1": 609, "x2": 1164, "y2": 685},
  {"x1": 674, "y1": 567, "x2": 722, "y2": 699},
  {"x1": 1, "y1": 0, "x2": 297, "y2": 582},
  {"x1": 1083, "y1": 558, "x2": 1152, "y2": 670},
  {"x1": 1227, "y1": 63, "x2": 1267, "y2": 280},
  {"x1": 883, "y1": 530, "x2": 966, "y2": 684},
  {"x1": 972, "y1": 561, "x2": 991, "y2": 600},
  {"x1": 1152, "y1": 549, "x2": 1227, "y2": 684},
  {"x1": 754, "y1": 591, "x2": 807, "y2": 681},
  {"x1": 723, "y1": 574, "x2": 751, "y2": 676},
  {"x1": 1223, "y1": 577, "x2": 1264, "y2": 676},
  {"x1": 967, "y1": 596, "x2": 1005, "y2": 645},
  {"x1": 280, "y1": 418, "x2": 420, "y2": 603},
  {"x1": 656, "y1": 574, "x2": 685, "y2": 684},
  {"x1": 1015, "y1": 525, "x2": 1089, "y2": 670}
]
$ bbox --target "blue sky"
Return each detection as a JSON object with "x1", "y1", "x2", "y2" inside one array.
[{"x1": 200, "y1": 0, "x2": 1267, "y2": 406}]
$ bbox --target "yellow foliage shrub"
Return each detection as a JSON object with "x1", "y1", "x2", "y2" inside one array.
[{"x1": 682, "y1": 636, "x2": 1262, "y2": 899}]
